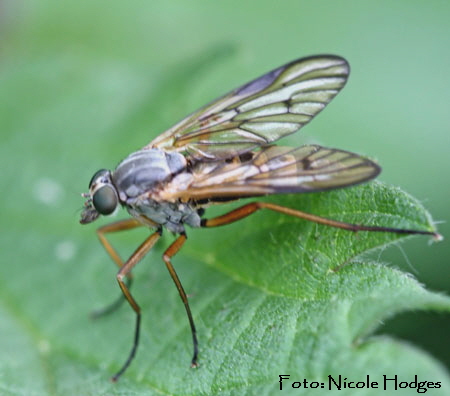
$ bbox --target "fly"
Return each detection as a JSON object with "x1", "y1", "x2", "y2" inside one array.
[{"x1": 80, "y1": 55, "x2": 440, "y2": 381}]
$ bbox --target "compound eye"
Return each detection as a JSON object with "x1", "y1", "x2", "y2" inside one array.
[{"x1": 92, "y1": 185, "x2": 118, "y2": 215}]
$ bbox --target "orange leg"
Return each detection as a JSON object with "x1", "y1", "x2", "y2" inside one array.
[
  {"x1": 201, "y1": 201, "x2": 439, "y2": 238},
  {"x1": 92, "y1": 218, "x2": 144, "y2": 318},
  {"x1": 97, "y1": 218, "x2": 143, "y2": 268},
  {"x1": 112, "y1": 229, "x2": 162, "y2": 382},
  {"x1": 162, "y1": 233, "x2": 199, "y2": 368}
]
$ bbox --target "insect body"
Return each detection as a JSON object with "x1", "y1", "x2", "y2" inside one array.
[{"x1": 80, "y1": 55, "x2": 439, "y2": 381}]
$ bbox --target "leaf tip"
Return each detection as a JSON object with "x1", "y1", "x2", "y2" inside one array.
[{"x1": 431, "y1": 232, "x2": 443, "y2": 243}]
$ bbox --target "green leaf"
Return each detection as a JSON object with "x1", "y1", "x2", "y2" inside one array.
[
  {"x1": 1, "y1": 181, "x2": 449, "y2": 395},
  {"x1": 1, "y1": 2, "x2": 449, "y2": 395}
]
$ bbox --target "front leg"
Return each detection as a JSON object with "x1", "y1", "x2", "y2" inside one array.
[
  {"x1": 112, "y1": 229, "x2": 162, "y2": 382},
  {"x1": 91, "y1": 218, "x2": 144, "y2": 317}
]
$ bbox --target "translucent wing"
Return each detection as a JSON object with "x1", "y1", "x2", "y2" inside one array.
[
  {"x1": 146, "y1": 55, "x2": 350, "y2": 160},
  {"x1": 158, "y1": 145, "x2": 381, "y2": 202}
]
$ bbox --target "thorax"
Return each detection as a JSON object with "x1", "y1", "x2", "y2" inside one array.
[{"x1": 111, "y1": 148, "x2": 201, "y2": 232}]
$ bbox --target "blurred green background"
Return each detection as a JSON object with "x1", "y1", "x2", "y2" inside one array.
[{"x1": 1, "y1": 0, "x2": 449, "y2": 393}]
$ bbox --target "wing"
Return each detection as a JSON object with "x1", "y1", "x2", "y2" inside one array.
[
  {"x1": 158, "y1": 145, "x2": 381, "y2": 202},
  {"x1": 146, "y1": 55, "x2": 350, "y2": 160}
]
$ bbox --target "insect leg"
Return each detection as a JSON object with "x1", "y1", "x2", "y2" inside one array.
[
  {"x1": 201, "y1": 201, "x2": 440, "y2": 238},
  {"x1": 92, "y1": 219, "x2": 144, "y2": 318},
  {"x1": 162, "y1": 233, "x2": 199, "y2": 368},
  {"x1": 112, "y1": 229, "x2": 162, "y2": 382}
]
